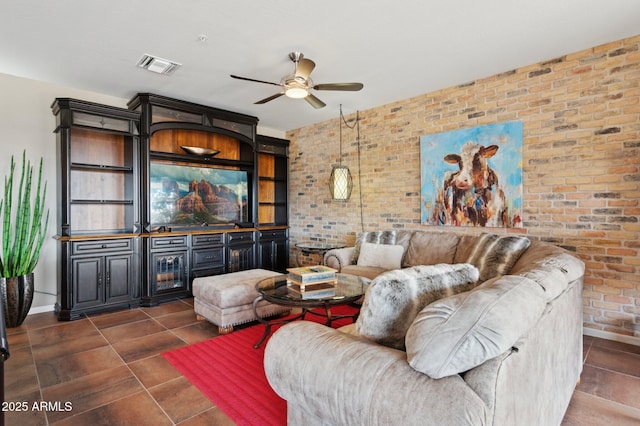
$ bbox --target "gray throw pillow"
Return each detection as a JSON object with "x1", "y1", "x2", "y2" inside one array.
[
  {"x1": 355, "y1": 263, "x2": 480, "y2": 350},
  {"x1": 467, "y1": 233, "x2": 531, "y2": 281},
  {"x1": 406, "y1": 275, "x2": 546, "y2": 379}
]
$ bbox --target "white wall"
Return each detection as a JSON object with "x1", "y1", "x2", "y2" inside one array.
[{"x1": 0, "y1": 73, "x2": 129, "y2": 311}]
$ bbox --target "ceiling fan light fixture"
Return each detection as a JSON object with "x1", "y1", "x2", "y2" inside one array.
[
  {"x1": 284, "y1": 86, "x2": 308, "y2": 99},
  {"x1": 231, "y1": 52, "x2": 362, "y2": 108}
]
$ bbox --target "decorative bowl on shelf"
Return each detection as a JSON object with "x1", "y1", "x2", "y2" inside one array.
[{"x1": 180, "y1": 146, "x2": 220, "y2": 157}]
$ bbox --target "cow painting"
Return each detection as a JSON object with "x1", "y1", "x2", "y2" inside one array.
[
  {"x1": 420, "y1": 122, "x2": 523, "y2": 228},
  {"x1": 442, "y1": 141, "x2": 506, "y2": 227}
]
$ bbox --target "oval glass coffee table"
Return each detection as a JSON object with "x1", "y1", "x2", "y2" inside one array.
[{"x1": 252, "y1": 273, "x2": 370, "y2": 348}]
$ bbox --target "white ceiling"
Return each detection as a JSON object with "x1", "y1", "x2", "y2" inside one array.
[{"x1": 2, "y1": 0, "x2": 639, "y2": 133}]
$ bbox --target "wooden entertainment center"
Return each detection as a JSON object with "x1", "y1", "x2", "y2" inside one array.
[{"x1": 51, "y1": 94, "x2": 289, "y2": 320}]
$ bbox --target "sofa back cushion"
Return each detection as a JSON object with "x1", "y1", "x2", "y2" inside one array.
[
  {"x1": 467, "y1": 233, "x2": 531, "y2": 281},
  {"x1": 355, "y1": 263, "x2": 479, "y2": 350},
  {"x1": 402, "y1": 231, "x2": 460, "y2": 267},
  {"x1": 406, "y1": 275, "x2": 546, "y2": 379}
]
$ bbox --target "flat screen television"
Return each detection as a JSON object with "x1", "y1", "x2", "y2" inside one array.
[{"x1": 149, "y1": 162, "x2": 249, "y2": 228}]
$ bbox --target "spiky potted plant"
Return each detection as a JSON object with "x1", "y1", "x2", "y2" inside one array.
[{"x1": 0, "y1": 151, "x2": 49, "y2": 327}]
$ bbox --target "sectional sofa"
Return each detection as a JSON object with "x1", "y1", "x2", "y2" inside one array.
[{"x1": 264, "y1": 230, "x2": 585, "y2": 425}]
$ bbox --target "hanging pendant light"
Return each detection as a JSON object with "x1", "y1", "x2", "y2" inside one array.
[
  {"x1": 330, "y1": 105, "x2": 354, "y2": 201},
  {"x1": 330, "y1": 165, "x2": 353, "y2": 201}
]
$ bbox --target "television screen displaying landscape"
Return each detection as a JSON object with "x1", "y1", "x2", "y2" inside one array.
[{"x1": 149, "y1": 162, "x2": 248, "y2": 226}]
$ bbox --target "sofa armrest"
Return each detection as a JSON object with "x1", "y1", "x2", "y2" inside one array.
[
  {"x1": 264, "y1": 321, "x2": 488, "y2": 426},
  {"x1": 323, "y1": 247, "x2": 355, "y2": 271}
]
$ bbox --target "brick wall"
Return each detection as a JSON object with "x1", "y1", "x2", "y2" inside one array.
[{"x1": 286, "y1": 34, "x2": 640, "y2": 338}]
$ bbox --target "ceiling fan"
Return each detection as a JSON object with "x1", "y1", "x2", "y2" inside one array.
[{"x1": 230, "y1": 52, "x2": 363, "y2": 109}]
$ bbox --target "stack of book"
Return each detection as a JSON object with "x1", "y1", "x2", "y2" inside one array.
[{"x1": 286, "y1": 266, "x2": 338, "y2": 299}]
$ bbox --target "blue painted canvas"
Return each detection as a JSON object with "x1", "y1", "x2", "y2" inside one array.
[{"x1": 420, "y1": 121, "x2": 523, "y2": 227}]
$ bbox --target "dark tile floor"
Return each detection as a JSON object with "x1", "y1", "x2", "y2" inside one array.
[
  {"x1": 3, "y1": 298, "x2": 640, "y2": 425},
  {"x1": 4, "y1": 298, "x2": 236, "y2": 425}
]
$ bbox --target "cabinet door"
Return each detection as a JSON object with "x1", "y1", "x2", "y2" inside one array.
[
  {"x1": 227, "y1": 232, "x2": 255, "y2": 272},
  {"x1": 272, "y1": 238, "x2": 289, "y2": 272},
  {"x1": 227, "y1": 244, "x2": 255, "y2": 272},
  {"x1": 152, "y1": 250, "x2": 188, "y2": 293},
  {"x1": 258, "y1": 239, "x2": 274, "y2": 270},
  {"x1": 105, "y1": 254, "x2": 133, "y2": 303},
  {"x1": 72, "y1": 256, "x2": 104, "y2": 309},
  {"x1": 259, "y1": 238, "x2": 289, "y2": 272}
]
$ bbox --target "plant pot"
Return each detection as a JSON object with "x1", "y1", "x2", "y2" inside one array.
[{"x1": 0, "y1": 273, "x2": 34, "y2": 328}]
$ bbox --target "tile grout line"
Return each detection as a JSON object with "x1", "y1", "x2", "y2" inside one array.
[
  {"x1": 84, "y1": 309, "x2": 179, "y2": 425},
  {"x1": 25, "y1": 326, "x2": 50, "y2": 425}
]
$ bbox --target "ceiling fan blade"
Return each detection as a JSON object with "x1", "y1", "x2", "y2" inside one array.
[
  {"x1": 314, "y1": 82, "x2": 364, "y2": 91},
  {"x1": 230, "y1": 74, "x2": 281, "y2": 87},
  {"x1": 295, "y1": 58, "x2": 316, "y2": 79},
  {"x1": 304, "y1": 93, "x2": 326, "y2": 109},
  {"x1": 255, "y1": 93, "x2": 284, "y2": 104}
]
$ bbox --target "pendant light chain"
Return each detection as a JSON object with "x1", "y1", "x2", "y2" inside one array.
[
  {"x1": 355, "y1": 110, "x2": 364, "y2": 232},
  {"x1": 330, "y1": 104, "x2": 356, "y2": 201},
  {"x1": 339, "y1": 104, "x2": 343, "y2": 166}
]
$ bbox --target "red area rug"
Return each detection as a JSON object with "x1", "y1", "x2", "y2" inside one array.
[{"x1": 163, "y1": 305, "x2": 359, "y2": 426}]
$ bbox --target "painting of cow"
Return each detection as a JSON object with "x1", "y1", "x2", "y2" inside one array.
[{"x1": 420, "y1": 122, "x2": 523, "y2": 228}]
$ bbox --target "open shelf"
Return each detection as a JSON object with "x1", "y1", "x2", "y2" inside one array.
[{"x1": 257, "y1": 151, "x2": 288, "y2": 226}]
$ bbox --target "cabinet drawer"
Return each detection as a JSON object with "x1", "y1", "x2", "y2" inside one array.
[
  {"x1": 259, "y1": 229, "x2": 287, "y2": 240},
  {"x1": 151, "y1": 236, "x2": 188, "y2": 249},
  {"x1": 191, "y1": 267, "x2": 225, "y2": 279},
  {"x1": 191, "y1": 234, "x2": 225, "y2": 246},
  {"x1": 192, "y1": 247, "x2": 225, "y2": 269},
  {"x1": 227, "y1": 232, "x2": 255, "y2": 245},
  {"x1": 72, "y1": 238, "x2": 132, "y2": 254}
]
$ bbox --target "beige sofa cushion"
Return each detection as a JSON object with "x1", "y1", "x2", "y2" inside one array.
[
  {"x1": 403, "y1": 231, "x2": 459, "y2": 267},
  {"x1": 355, "y1": 263, "x2": 479, "y2": 350},
  {"x1": 356, "y1": 242, "x2": 404, "y2": 270},
  {"x1": 406, "y1": 275, "x2": 546, "y2": 379},
  {"x1": 340, "y1": 265, "x2": 388, "y2": 280}
]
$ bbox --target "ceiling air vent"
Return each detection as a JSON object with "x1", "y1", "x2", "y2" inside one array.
[{"x1": 136, "y1": 54, "x2": 181, "y2": 75}]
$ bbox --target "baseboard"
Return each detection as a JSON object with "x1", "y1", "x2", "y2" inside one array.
[
  {"x1": 583, "y1": 327, "x2": 640, "y2": 347},
  {"x1": 28, "y1": 305, "x2": 56, "y2": 315}
]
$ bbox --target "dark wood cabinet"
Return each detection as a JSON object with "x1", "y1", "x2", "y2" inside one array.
[
  {"x1": 226, "y1": 231, "x2": 256, "y2": 272},
  {"x1": 145, "y1": 234, "x2": 190, "y2": 306},
  {"x1": 53, "y1": 94, "x2": 290, "y2": 318},
  {"x1": 71, "y1": 251, "x2": 134, "y2": 310},
  {"x1": 256, "y1": 135, "x2": 290, "y2": 270},
  {"x1": 57, "y1": 238, "x2": 138, "y2": 320},
  {"x1": 258, "y1": 229, "x2": 289, "y2": 272},
  {"x1": 257, "y1": 135, "x2": 289, "y2": 227},
  {"x1": 191, "y1": 233, "x2": 226, "y2": 278},
  {"x1": 52, "y1": 99, "x2": 141, "y2": 320}
]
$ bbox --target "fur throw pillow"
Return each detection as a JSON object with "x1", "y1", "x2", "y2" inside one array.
[
  {"x1": 355, "y1": 263, "x2": 480, "y2": 350},
  {"x1": 352, "y1": 231, "x2": 397, "y2": 263},
  {"x1": 467, "y1": 233, "x2": 531, "y2": 282}
]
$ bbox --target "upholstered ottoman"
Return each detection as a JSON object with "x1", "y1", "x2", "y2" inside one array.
[{"x1": 193, "y1": 269, "x2": 290, "y2": 334}]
